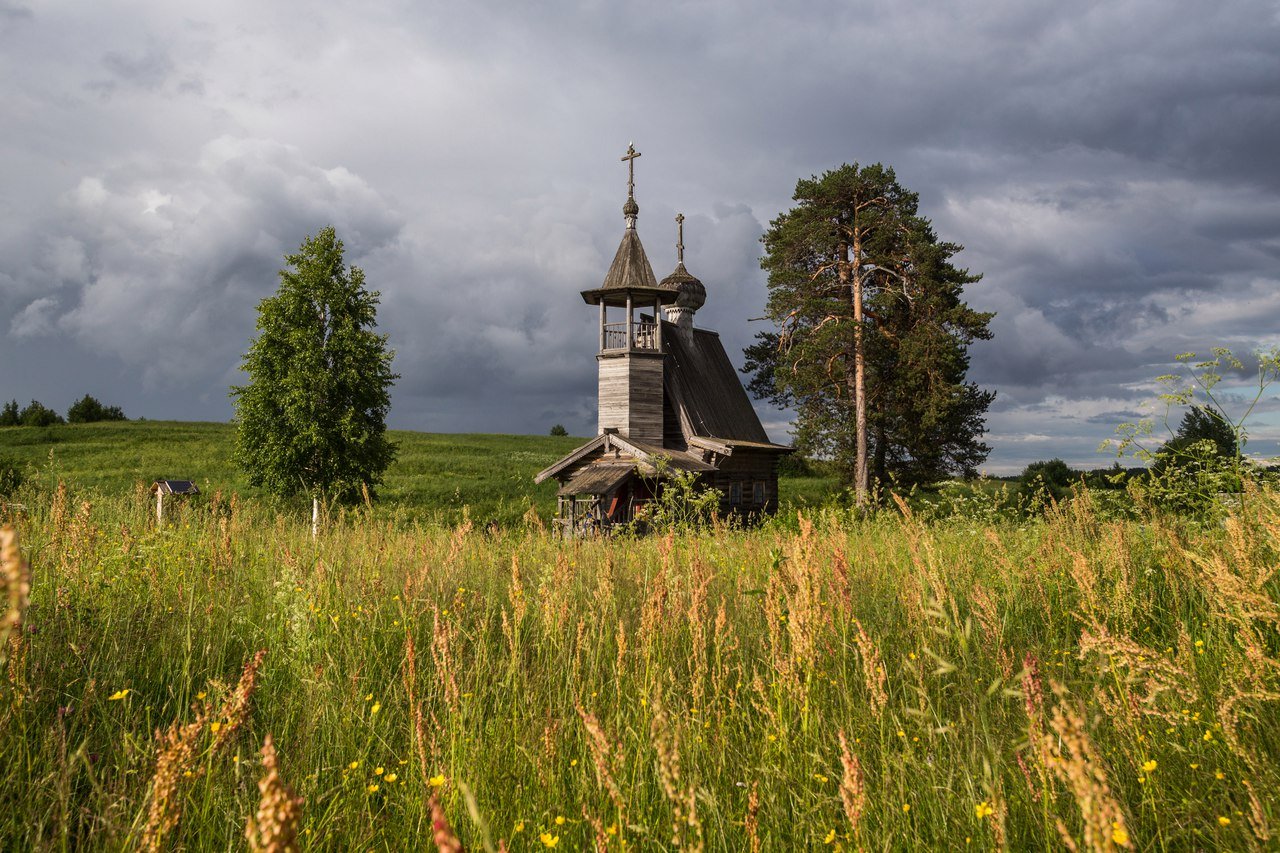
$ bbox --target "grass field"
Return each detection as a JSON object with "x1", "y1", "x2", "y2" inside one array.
[
  {"x1": 0, "y1": 421, "x2": 837, "y2": 525},
  {"x1": 3, "y1": 468, "x2": 1280, "y2": 850}
]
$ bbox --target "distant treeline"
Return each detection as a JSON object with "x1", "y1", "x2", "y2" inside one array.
[{"x1": 0, "y1": 395, "x2": 127, "y2": 428}]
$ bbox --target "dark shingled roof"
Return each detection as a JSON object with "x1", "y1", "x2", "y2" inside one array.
[
  {"x1": 663, "y1": 324, "x2": 774, "y2": 445},
  {"x1": 151, "y1": 479, "x2": 199, "y2": 495},
  {"x1": 557, "y1": 464, "x2": 635, "y2": 497}
]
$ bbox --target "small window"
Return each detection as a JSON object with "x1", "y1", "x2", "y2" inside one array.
[
  {"x1": 729, "y1": 481, "x2": 742, "y2": 504},
  {"x1": 753, "y1": 481, "x2": 765, "y2": 505}
]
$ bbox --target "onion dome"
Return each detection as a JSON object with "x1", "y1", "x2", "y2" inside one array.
[
  {"x1": 659, "y1": 261, "x2": 706, "y2": 311},
  {"x1": 659, "y1": 213, "x2": 706, "y2": 311}
]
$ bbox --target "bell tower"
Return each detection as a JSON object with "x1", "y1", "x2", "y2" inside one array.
[{"x1": 579, "y1": 144, "x2": 676, "y2": 445}]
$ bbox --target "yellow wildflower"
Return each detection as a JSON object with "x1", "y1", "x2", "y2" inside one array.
[
  {"x1": 902, "y1": 803, "x2": 911, "y2": 813},
  {"x1": 210, "y1": 721, "x2": 222, "y2": 733},
  {"x1": 606, "y1": 824, "x2": 617, "y2": 836},
  {"x1": 364, "y1": 693, "x2": 373, "y2": 701},
  {"x1": 429, "y1": 774, "x2": 446, "y2": 787},
  {"x1": 975, "y1": 801, "x2": 993, "y2": 819},
  {"x1": 824, "y1": 829, "x2": 837, "y2": 843},
  {"x1": 371, "y1": 702, "x2": 382, "y2": 715},
  {"x1": 385, "y1": 773, "x2": 397, "y2": 783},
  {"x1": 1218, "y1": 816, "x2": 1231, "y2": 826},
  {"x1": 1215, "y1": 771, "x2": 1225, "y2": 780},
  {"x1": 108, "y1": 689, "x2": 130, "y2": 701},
  {"x1": 367, "y1": 783, "x2": 379, "y2": 793},
  {"x1": 540, "y1": 832, "x2": 559, "y2": 848},
  {"x1": 375, "y1": 766, "x2": 384, "y2": 775},
  {"x1": 348, "y1": 760, "x2": 360, "y2": 770},
  {"x1": 1112, "y1": 824, "x2": 1129, "y2": 845},
  {"x1": 196, "y1": 691, "x2": 206, "y2": 700},
  {"x1": 555, "y1": 815, "x2": 565, "y2": 826},
  {"x1": 1142, "y1": 760, "x2": 1157, "y2": 773},
  {"x1": 515, "y1": 821, "x2": 525, "y2": 833}
]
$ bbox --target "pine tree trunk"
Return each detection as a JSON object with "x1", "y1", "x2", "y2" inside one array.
[{"x1": 851, "y1": 237, "x2": 868, "y2": 508}]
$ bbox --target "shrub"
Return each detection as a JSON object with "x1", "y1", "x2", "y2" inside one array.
[
  {"x1": 549, "y1": 424, "x2": 568, "y2": 437},
  {"x1": 0, "y1": 456, "x2": 21, "y2": 496}
]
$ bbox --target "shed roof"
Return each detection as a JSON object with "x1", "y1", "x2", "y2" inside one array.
[{"x1": 151, "y1": 480, "x2": 199, "y2": 495}]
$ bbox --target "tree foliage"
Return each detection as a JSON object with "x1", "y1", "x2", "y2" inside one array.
[
  {"x1": 17, "y1": 400, "x2": 64, "y2": 427},
  {"x1": 67, "y1": 394, "x2": 127, "y2": 424},
  {"x1": 1153, "y1": 405, "x2": 1238, "y2": 472},
  {"x1": 0, "y1": 401, "x2": 18, "y2": 427},
  {"x1": 231, "y1": 226, "x2": 398, "y2": 503},
  {"x1": 744, "y1": 163, "x2": 994, "y2": 487}
]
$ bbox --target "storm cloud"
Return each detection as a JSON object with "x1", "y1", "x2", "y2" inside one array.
[{"x1": 2, "y1": 0, "x2": 1279, "y2": 473}]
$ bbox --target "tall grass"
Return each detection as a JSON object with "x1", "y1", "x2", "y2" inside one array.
[{"x1": 2, "y1": 480, "x2": 1278, "y2": 850}]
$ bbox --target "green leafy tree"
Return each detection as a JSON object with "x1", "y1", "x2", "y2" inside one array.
[
  {"x1": 19, "y1": 400, "x2": 64, "y2": 427},
  {"x1": 1019, "y1": 458, "x2": 1076, "y2": 492},
  {"x1": 1152, "y1": 405, "x2": 1238, "y2": 474},
  {"x1": 0, "y1": 400, "x2": 18, "y2": 427},
  {"x1": 1107, "y1": 347, "x2": 1280, "y2": 517},
  {"x1": 67, "y1": 394, "x2": 127, "y2": 423},
  {"x1": 231, "y1": 226, "x2": 398, "y2": 505},
  {"x1": 549, "y1": 424, "x2": 568, "y2": 437},
  {"x1": 745, "y1": 162, "x2": 994, "y2": 498}
]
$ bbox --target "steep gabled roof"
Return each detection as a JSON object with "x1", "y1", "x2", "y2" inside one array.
[
  {"x1": 663, "y1": 323, "x2": 783, "y2": 447},
  {"x1": 534, "y1": 431, "x2": 715, "y2": 486}
]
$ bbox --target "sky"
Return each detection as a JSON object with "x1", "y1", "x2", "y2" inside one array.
[{"x1": 3, "y1": 0, "x2": 1279, "y2": 475}]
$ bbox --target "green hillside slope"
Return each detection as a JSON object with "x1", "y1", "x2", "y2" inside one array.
[{"x1": 0, "y1": 421, "x2": 831, "y2": 522}]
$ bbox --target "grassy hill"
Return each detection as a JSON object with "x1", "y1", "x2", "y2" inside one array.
[{"x1": 0, "y1": 420, "x2": 834, "y2": 522}]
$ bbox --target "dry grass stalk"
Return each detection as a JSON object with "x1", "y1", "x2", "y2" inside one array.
[
  {"x1": 429, "y1": 793, "x2": 465, "y2": 852},
  {"x1": 581, "y1": 805, "x2": 610, "y2": 853},
  {"x1": 649, "y1": 694, "x2": 702, "y2": 851},
  {"x1": 638, "y1": 558, "x2": 670, "y2": 654},
  {"x1": 141, "y1": 707, "x2": 210, "y2": 851},
  {"x1": 1, "y1": 525, "x2": 31, "y2": 675},
  {"x1": 852, "y1": 620, "x2": 888, "y2": 715},
  {"x1": 214, "y1": 649, "x2": 268, "y2": 752},
  {"x1": 509, "y1": 555, "x2": 527, "y2": 625},
  {"x1": 744, "y1": 782, "x2": 761, "y2": 853},
  {"x1": 1244, "y1": 778, "x2": 1272, "y2": 842},
  {"x1": 432, "y1": 607, "x2": 462, "y2": 716},
  {"x1": 404, "y1": 632, "x2": 431, "y2": 787},
  {"x1": 687, "y1": 568, "x2": 711, "y2": 708},
  {"x1": 1042, "y1": 686, "x2": 1131, "y2": 852},
  {"x1": 837, "y1": 730, "x2": 866, "y2": 841},
  {"x1": 246, "y1": 734, "x2": 304, "y2": 853},
  {"x1": 1078, "y1": 624, "x2": 1194, "y2": 720},
  {"x1": 577, "y1": 705, "x2": 626, "y2": 819}
]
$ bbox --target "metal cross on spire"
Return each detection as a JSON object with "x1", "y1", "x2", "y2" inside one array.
[
  {"x1": 621, "y1": 143, "x2": 641, "y2": 201},
  {"x1": 675, "y1": 213, "x2": 685, "y2": 263}
]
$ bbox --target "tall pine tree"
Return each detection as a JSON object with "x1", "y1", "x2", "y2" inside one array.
[
  {"x1": 232, "y1": 226, "x2": 398, "y2": 505},
  {"x1": 744, "y1": 163, "x2": 994, "y2": 492}
]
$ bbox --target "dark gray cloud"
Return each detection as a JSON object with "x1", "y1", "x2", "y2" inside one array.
[{"x1": 2, "y1": 0, "x2": 1279, "y2": 475}]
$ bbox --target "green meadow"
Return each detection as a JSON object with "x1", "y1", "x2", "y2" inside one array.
[
  {"x1": 2, "y1": 423, "x2": 1277, "y2": 851},
  {"x1": 0, "y1": 421, "x2": 837, "y2": 525}
]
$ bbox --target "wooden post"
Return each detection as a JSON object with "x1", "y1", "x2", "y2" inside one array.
[
  {"x1": 312, "y1": 497, "x2": 319, "y2": 541},
  {"x1": 599, "y1": 301, "x2": 606, "y2": 351},
  {"x1": 156, "y1": 490, "x2": 163, "y2": 526},
  {"x1": 654, "y1": 296, "x2": 662, "y2": 349},
  {"x1": 625, "y1": 293, "x2": 633, "y2": 349}
]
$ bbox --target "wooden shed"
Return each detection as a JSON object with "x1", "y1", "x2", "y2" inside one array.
[{"x1": 535, "y1": 146, "x2": 790, "y2": 535}]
